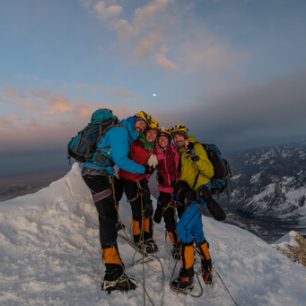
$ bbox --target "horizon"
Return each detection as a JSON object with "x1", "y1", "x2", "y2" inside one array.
[
  {"x1": 1, "y1": 0, "x2": 306, "y2": 157},
  {"x1": 1, "y1": 138, "x2": 305, "y2": 201}
]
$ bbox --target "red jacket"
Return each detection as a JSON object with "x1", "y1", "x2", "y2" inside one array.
[
  {"x1": 119, "y1": 139, "x2": 156, "y2": 182},
  {"x1": 156, "y1": 144, "x2": 180, "y2": 193}
]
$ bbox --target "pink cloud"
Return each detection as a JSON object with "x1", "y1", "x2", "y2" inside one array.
[
  {"x1": 0, "y1": 120, "x2": 75, "y2": 153},
  {"x1": 43, "y1": 98, "x2": 73, "y2": 116},
  {"x1": 0, "y1": 117, "x2": 12, "y2": 129},
  {"x1": 68, "y1": 83, "x2": 137, "y2": 98},
  {"x1": 114, "y1": 90, "x2": 135, "y2": 98},
  {"x1": 135, "y1": 32, "x2": 162, "y2": 57},
  {"x1": 178, "y1": 37, "x2": 245, "y2": 74},
  {"x1": 82, "y1": 1, "x2": 246, "y2": 76},
  {"x1": 0, "y1": 103, "x2": 137, "y2": 154},
  {"x1": 155, "y1": 52, "x2": 178, "y2": 70},
  {"x1": 85, "y1": 0, "x2": 178, "y2": 69},
  {"x1": 1, "y1": 87, "x2": 41, "y2": 110}
]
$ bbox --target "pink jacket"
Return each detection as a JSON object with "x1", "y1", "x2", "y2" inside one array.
[{"x1": 156, "y1": 143, "x2": 180, "y2": 193}]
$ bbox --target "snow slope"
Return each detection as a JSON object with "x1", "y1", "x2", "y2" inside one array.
[{"x1": 0, "y1": 164, "x2": 306, "y2": 306}]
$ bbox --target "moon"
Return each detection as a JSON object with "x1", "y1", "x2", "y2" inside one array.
[{"x1": 152, "y1": 93, "x2": 157, "y2": 97}]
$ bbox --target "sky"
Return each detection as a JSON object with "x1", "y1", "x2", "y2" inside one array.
[{"x1": 1, "y1": 0, "x2": 306, "y2": 156}]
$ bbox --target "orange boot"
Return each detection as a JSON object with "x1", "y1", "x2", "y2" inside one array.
[
  {"x1": 171, "y1": 243, "x2": 194, "y2": 291},
  {"x1": 196, "y1": 241, "x2": 213, "y2": 285}
]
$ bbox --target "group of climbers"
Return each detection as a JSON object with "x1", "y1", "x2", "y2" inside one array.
[{"x1": 76, "y1": 109, "x2": 215, "y2": 293}]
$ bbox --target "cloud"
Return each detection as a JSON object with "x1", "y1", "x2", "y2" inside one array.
[
  {"x1": 67, "y1": 83, "x2": 136, "y2": 98},
  {"x1": 94, "y1": 1, "x2": 123, "y2": 20},
  {"x1": 135, "y1": 32, "x2": 162, "y2": 57},
  {"x1": 0, "y1": 85, "x2": 138, "y2": 154},
  {"x1": 155, "y1": 52, "x2": 178, "y2": 70},
  {"x1": 82, "y1": 0, "x2": 246, "y2": 75},
  {"x1": 0, "y1": 119, "x2": 75, "y2": 154},
  {"x1": 114, "y1": 90, "x2": 135, "y2": 97},
  {"x1": 153, "y1": 68, "x2": 306, "y2": 151},
  {"x1": 0, "y1": 117, "x2": 12, "y2": 130},
  {"x1": 1, "y1": 87, "x2": 41, "y2": 111},
  {"x1": 82, "y1": 0, "x2": 178, "y2": 69}
]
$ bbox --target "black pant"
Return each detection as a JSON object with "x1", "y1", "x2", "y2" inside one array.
[
  {"x1": 82, "y1": 174, "x2": 121, "y2": 248},
  {"x1": 158, "y1": 192, "x2": 177, "y2": 234},
  {"x1": 122, "y1": 179, "x2": 153, "y2": 220}
]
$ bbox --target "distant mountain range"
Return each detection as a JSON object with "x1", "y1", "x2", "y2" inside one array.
[{"x1": 226, "y1": 141, "x2": 306, "y2": 225}]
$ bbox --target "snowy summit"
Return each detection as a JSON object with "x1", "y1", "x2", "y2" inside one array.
[{"x1": 0, "y1": 164, "x2": 306, "y2": 306}]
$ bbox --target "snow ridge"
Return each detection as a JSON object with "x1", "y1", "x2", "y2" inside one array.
[{"x1": 0, "y1": 164, "x2": 305, "y2": 306}]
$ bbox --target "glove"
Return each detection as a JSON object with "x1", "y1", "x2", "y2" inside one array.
[
  {"x1": 144, "y1": 165, "x2": 154, "y2": 174},
  {"x1": 157, "y1": 174, "x2": 164, "y2": 184},
  {"x1": 148, "y1": 154, "x2": 158, "y2": 168},
  {"x1": 186, "y1": 142, "x2": 199, "y2": 162},
  {"x1": 173, "y1": 180, "x2": 195, "y2": 208},
  {"x1": 185, "y1": 141, "x2": 194, "y2": 154},
  {"x1": 191, "y1": 155, "x2": 200, "y2": 162},
  {"x1": 199, "y1": 185, "x2": 212, "y2": 202}
]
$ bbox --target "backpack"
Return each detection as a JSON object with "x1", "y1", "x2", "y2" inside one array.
[
  {"x1": 191, "y1": 143, "x2": 232, "y2": 197},
  {"x1": 202, "y1": 143, "x2": 232, "y2": 196},
  {"x1": 67, "y1": 108, "x2": 119, "y2": 163}
]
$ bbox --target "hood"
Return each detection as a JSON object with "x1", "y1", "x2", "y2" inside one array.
[{"x1": 121, "y1": 116, "x2": 139, "y2": 142}]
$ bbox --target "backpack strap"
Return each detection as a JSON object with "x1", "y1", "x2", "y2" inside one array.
[{"x1": 192, "y1": 170, "x2": 200, "y2": 191}]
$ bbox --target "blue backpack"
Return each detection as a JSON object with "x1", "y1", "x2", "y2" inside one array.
[{"x1": 67, "y1": 109, "x2": 119, "y2": 163}]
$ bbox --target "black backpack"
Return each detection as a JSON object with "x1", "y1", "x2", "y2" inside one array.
[
  {"x1": 67, "y1": 108, "x2": 119, "y2": 163},
  {"x1": 202, "y1": 143, "x2": 232, "y2": 195},
  {"x1": 192, "y1": 143, "x2": 232, "y2": 196}
]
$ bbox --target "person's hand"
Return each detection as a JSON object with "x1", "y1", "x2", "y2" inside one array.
[
  {"x1": 148, "y1": 154, "x2": 158, "y2": 168},
  {"x1": 185, "y1": 142, "x2": 199, "y2": 161},
  {"x1": 144, "y1": 165, "x2": 154, "y2": 174},
  {"x1": 185, "y1": 140, "x2": 192, "y2": 154}
]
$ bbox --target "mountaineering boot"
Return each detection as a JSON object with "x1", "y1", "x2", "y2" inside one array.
[
  {"x1": 201, "y1": 262, "x2": 213, "y2": 285},
  {"x1": 101, "y1": 243, "x2": 137, "y2": 292},
  {"x1": 101, "y1": 264, "x2": 136, "y2": 292},
  {"x1": 171, "y1": 243, "x2": 195, "y2": 292},
  {"x1": 196, "y1": 241, "x2": 213, "y2": 285},
  {"x1": 141, "y1": 217, "x2": 158, "y2": 253},
  {"x1": 171, "y1": 244, "x2": 181, "y2": 260},
  {"x1": 132, "y1": 219, "x2": 141, "y2": 244},
  {"x1": 170, "y1": 267, "x2": 194, "y2": 292}
]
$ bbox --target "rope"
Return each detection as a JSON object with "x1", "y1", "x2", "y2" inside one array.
[
  {"x1": 215, "y1": 269, "x2": 240, "y2": 306},
  {"x1": 202, "y1": 225, "x2": 239, "y2": 305},
  {"x1": 138, "y1": 184, "x2": 147, "y2": 306},
  {"x1": 115, "y1": 179, "x2": 165, "y2": 306},
  {"x1": 169, "y1": 257, "x2": 179, "y2": 283}
]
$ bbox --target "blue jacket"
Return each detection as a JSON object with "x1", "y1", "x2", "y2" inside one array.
[{"x1": 83, "y1": 116, "x2": 146, "y2": 175}]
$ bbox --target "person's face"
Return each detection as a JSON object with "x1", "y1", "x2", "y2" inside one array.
[
  {"x1": 158, "y1": 135, "x2": 169, "y2": 148},
  {"x1": 173, "y1": 133, "x2": 186, "y2": 148},
  {"x1": 135, "y1": 120, "x2": 147, "y2": 133},
  {"x1": 146, "y1": 129, "x2": 158, "y2": 143}
]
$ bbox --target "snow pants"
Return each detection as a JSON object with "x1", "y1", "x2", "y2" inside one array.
[
  {"x1": 157, "y1": 192, "x2": 178, "y2": 245},
  {"x1": 121, "y1": 178, "x2": 153, "y2": 242},
  {"x1": 177, "y1": 183, "x2": 211, "y2": 244},
  {"x1": 83, "y1": 174, "x2": 123, "y2": 244}
]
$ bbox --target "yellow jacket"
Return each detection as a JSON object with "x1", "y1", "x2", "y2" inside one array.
[{"x1": 179, "y1": 136, "x2": 214, "y2": 190}]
